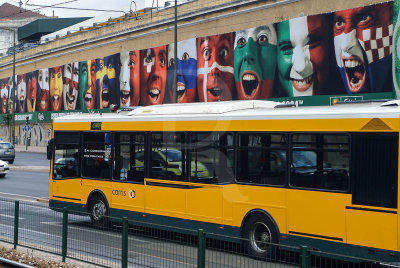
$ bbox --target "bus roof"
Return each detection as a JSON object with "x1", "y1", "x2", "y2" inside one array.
[{"x1": 53, "y1": 99, "x2": 400, "y2": 123}]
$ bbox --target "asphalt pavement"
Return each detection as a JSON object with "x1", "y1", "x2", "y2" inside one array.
[{"x1": 11, "y1": 145, "x2": 49, "y2": 173}]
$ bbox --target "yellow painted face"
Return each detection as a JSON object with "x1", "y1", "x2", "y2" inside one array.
[
  {"x1": 96, "y1": 56, "x2": 117, "y2": 109},
  {"x1": 50, "y1": 66, "x2": 63, "y2": 111}
]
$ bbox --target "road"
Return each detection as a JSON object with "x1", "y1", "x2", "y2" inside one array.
[{"x1": 0, "y1": 170, "x2": 48, "y2": 198}]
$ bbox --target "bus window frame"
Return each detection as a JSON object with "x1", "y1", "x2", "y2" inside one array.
[
  {"x1": 52, "y1": 131, "x2": 81, "y2": 180},
  {"x1": 288, "y1": 132, "x2": 351, "y2": 193},
  {"x1": 81, "y1": 131, "x2": 113, "y2": 181},
  {"x1": 236, "y1": 131, "x2": 288, "y2": 187},
  {"x1": 113, "y1": 131, "x2": 146, "y2": 183}
]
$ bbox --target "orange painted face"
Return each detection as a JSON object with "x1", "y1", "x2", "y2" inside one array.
[
  {"x1": 27, "y1": 72, "x2": 37, "y2": 112},
  {"x1": 197, "y1": 33, "x2": 235, "y2": 102},
  {"x1": 50, "y1": 66, "x2": 63, "y2": 111},
  {"x1": 140, "y1": 46, "x2": 167, "y2": 105}
]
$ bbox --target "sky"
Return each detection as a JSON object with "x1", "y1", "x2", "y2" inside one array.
[{"x1": 0, "y1": 0, "x2": 172, "y2": 18}]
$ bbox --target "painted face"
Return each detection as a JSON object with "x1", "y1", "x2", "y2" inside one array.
[
  {"x1": 37, "y1": 69, "x2": 49, "y2": 111},
  {"x1": 140, "y1": 46, "x2": 167, "y2": 105},
  {"x1": 197, "y1": 33, "x2": 234, "y2": 102},
  {"x1": 63, "y1": 62, "x2": 79, "y2": 110},
  {"x1": 26, "y1": 72, "x2": 37, "y2": 112},
  {"x1": 0, "y1": 79, "x2": 8, "y2": 114},
  {"x1": 120, "y1": 51, "x2": 140, "y2": 107},
  {"x1": 96, "y1": 55, "x2": 118, "y2": 109},
  {"x1": 7, "y1": 76, "x2": 14, "y2": 113},
  {"x1": 17, "y1": 74, "x2": 26, "y2": 113},
  {"x1": 167, "y1": 39, "x2": 197, "y2": 103},
  {"x1": 50, "y1": 66, "x2": 63, "y2": 111},
  {"x1": 277, "y1": 15, "x2": 329, "y2": 97},
  {"x1": 234, "y1": 25, "x2": 277, "y2": 100},
  {"x1": 333, "y1": 3, "x2": 393, "y2": 93},
  {"x1": 79, "y1": 60, "x2": 96, "y2": 111}
]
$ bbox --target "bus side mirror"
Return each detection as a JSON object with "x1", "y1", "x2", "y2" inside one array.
[{"x1": 47, "y1": 139, "x2": 53, "y2": 160}]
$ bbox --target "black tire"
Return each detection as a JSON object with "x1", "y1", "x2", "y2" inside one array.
[
  {"x1": 8, "y1": 159, "x2": 14, "y2": 164},
  {"x1": 0, "y1": 174, "x2": 5, "y2": 178},
  {"x1": 243, "y1": 214, "x2": 278, "y2": 259},
  {"x1": 89, "y1": 195, "x2": 109, "y2": 228}
]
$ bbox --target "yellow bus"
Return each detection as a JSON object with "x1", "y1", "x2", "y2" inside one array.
[{"x1": 48, "y1": 100, "x2": 400, "y2": 261}]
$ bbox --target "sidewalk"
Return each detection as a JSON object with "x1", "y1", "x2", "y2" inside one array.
[{"x1": 14, "y1": 144, "x2": 47, "y2": 154}]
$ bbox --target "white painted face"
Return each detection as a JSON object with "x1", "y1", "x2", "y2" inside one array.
[
  {"x1": 119, "y1": 51, "x2": 131, "y2": 107},
  {"x1": 63, "y1": 62, "x2": 79, "y2": 110},
  {"x1": 288, "y1": 17, "x2": 314, "y2": 97},
  {"x1": 38, "y1": 69, "x2": 49, "y2": 91},
  {"x1": 17, "y1": 76, "x2": 26, "y2": 111}
]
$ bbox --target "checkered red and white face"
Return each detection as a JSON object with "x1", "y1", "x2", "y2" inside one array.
[
  {"x1": 197, "y1": 33, "x2": 234, "y2": 102},
  {"x1": 333, "y1": 3, "x2": 393, "y2": 93}
]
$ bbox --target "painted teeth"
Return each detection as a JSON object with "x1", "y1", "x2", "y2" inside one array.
[
  {"x1": 292, "y1": 75, "x2": 312, "y2": 86},
  {"x1": 54, "y1": 95, "x2": 59, "y2": 100},
  {"x1": 150, "y1": 88, "x2": 159, "y2": 95},
  {"x1": 344, "y1": 59, "x2": 361, "y2": 68},
  {"x1": 177, "y1": 85, "x2": 185, "y2": 92},
  {"x1": 243, "y1": 74, "x2": 256, "y2": 81}
]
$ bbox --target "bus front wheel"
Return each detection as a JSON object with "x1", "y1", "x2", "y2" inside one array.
[
  {"x1": 90, "y1": 195, "x2": 109, "y2": 228},
  {"x1": 243, "y1": 214, "x2": 278, "y2": 259}
]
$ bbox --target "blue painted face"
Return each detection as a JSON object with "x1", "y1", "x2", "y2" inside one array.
[
  {"x1": 167, "y1": 39, "x2": 197, "y2": 103},
  {"x1": 96, "y1": 54, "x2": 120, "y2": 108}
]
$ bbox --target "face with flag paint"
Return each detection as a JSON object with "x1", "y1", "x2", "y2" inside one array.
[
  {"x1": 37, "y1": 68, "x2": 49, "y2": 112},
  {"x1": 140, "y1": 46, "x2": 167, "y2": 105},
  {"x1": 197, "y1": 33, "x2": 234, "y2": 102},
  {"x1": 333, "y1": 3, "x2": 393, "y2": 93},
  {"x1": 0, "y1": 79, "x2": 8, "y2": 114},
  {"x1": 17, "y1": 74, "x2": 26, "y2": 113},
  {"x1": 96, "y1": 55, "x2": 118, "y2": 109},
  {"x1": 234, "y1": 25, "x2": 277, "y2": 100},
  {"x1": 26, "y1": 72, "x2": 37, "y2": 112},
  {"x1": 63, "y1": 62, "x2": 79, "y2": 110},
  {"x1": 120, "y1": 51, "x2": 140, "y2": 107},
  {"x1": 79, "y1": 60, "x2": 96, "y2": 111},
  {"x1": 277, "y1": 15, "x2": 329, "y2": 97},
  {"x1": 167, "y1": 39, "x2": 197, "y2": 103},
  {"x1": 50, "y1": 66, "x2": 63, "y2": 111}
]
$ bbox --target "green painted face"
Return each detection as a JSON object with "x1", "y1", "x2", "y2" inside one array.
[
  {"x1": 234, "y1": 25, "x2": 277, "y2": 99},
  {"x1": 79, "y1": 61, "x2": 89, "y2": 112}
]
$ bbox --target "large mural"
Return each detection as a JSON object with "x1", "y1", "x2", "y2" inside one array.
[{"x1": 0, "y1": 1, "x2": 395, "y2": 123}]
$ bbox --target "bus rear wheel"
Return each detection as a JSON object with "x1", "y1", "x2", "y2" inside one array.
[
  {"x1": 243, "y1": 214, "x2": 278, "y2": 259},
  {"x1": 90, "y1": 195, "x2": 109, "y2": 228}
]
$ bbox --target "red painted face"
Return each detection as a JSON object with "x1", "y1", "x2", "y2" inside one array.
[
  {"x1": 27, "y1": 74, "x2": 37, "y2": 112},
  {"x1": 197, "y1": 33, "x2": 234, "y2": 102},
  {"x1": 129, "y1": 51, "x2": 140, "y2": 106},
  {"x1": 140, "y1": 46, "x2": 167, "y2": 106}
]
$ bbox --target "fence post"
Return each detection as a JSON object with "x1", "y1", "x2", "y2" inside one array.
[
  {"x1": 122, "y1": 217, "x2": 128, "y2": 268},
  {"x1": 300, "y1": 245, "x2": 310, "y2": 268},
  {"x1": 62, "y1": 207, "x2": 68, "y2": 262},
  {"x1": 198, "y1": 229, "x2": 205, "y2": 268},
  {"x1": 13, "y1": 200, "x2": 19, "y2": 249}
]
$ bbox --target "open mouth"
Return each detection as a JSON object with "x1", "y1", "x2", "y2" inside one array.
[
  {"x1": 343, "y1": 57, "x2": 365, "y2": 92},
  {"x1": 241, "y1": 71, "x2": 260, "y2": 96},
  {"x1": 208, "y1": 87, "x2": 223, "y2": 97},
  {"x1": 121, "y1": 90, "x2": 130, "y2": 104},
  {"x1": 291, "y1": 74, "x2": 313, "y2": 92},
  {"x1": 177, "y1": 82, "x2": 186, "y2": 99},
  {"x1": 149, "y1": 88, "x2": 160, "y2": 100},
  {"x1": 102, "y1": 89, "x2": 110, "y2": 107}
]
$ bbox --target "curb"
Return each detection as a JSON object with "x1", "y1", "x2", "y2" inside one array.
[{"x1": 0, "y1": 257, "x2": 35, "y2": 268}]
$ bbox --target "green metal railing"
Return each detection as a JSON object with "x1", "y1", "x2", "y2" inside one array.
[{"x1": 0, "y1": 197, "x2": 394, "y2": 268}]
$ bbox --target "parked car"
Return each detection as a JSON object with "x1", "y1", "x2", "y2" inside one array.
[
  {"x1": 0, "y1": 142, "x2": 15, "y2": 164},
  {"x1": 0, "y1": 159, "x2": 9, "y2": 178}
]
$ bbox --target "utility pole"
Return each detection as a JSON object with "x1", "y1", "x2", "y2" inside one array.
[{"x1": 173, "y1": 0, "x2": 177, "y2": 103}]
